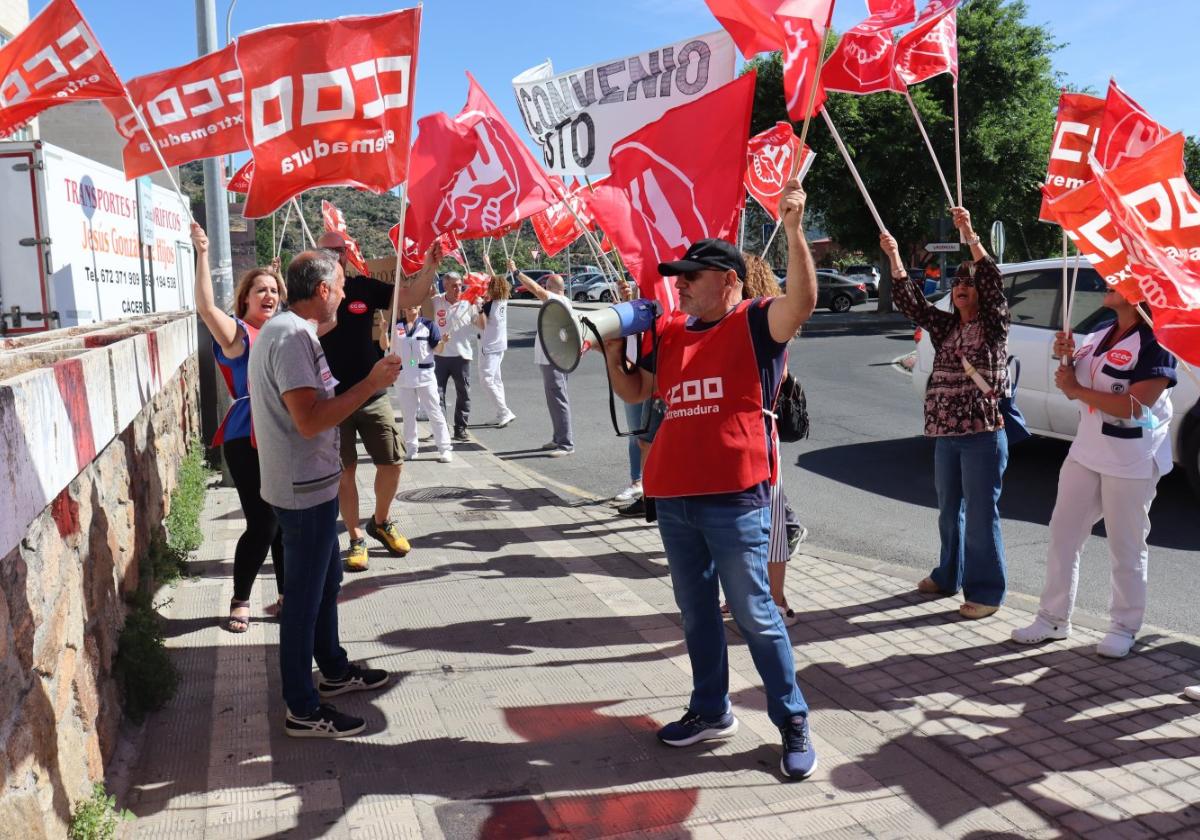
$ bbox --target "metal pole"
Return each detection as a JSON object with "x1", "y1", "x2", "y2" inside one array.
[{"x1": 197, "y1": 0, "x2": 234, "y2": 477}]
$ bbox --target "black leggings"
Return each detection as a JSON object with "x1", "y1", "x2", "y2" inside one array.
[{"x1": 223, "y1": 437, "x2": 285, "y2": 602}]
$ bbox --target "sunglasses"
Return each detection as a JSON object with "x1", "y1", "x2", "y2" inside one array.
[{"x1": 952, "y1": 276, "x2": 976, "y2": 288}]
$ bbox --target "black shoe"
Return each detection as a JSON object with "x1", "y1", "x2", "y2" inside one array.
[
  {"x1": 318, "y1": 663, "x2": 389, "y2": 698},
  {"x1": 786, "y1": 525, "x2": 808, "y2": 557},
  {"x1": 452, "y1": 429, "x2": 471, "y2": 442},
  {"x1": 618, "y1": 497, "x2": 645, "y2": 517},
  {"x1": 285, "y1": 703, "x2": 365, "y2": 738}
]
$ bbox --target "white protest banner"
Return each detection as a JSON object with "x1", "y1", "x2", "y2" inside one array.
[{"x1": 512, "y1": 31, "x2": 736, "y2": 177}]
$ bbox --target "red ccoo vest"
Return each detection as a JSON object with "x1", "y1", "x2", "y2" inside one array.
[{"x1": 643, "y1": 300, "x2": 775, "y2": 498}]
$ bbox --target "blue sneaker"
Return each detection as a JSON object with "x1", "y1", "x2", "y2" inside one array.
[
  {"x1": 780, "y1": 714, "x2": 818, "y2": 779},
  {"x1": 657, "y1": 709, "x2": 739, "y2": 747}
]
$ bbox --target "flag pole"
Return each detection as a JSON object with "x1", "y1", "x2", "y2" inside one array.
[
  {"x1": 953, "y1": 79, "x2": 963, "y2": 207},
  {"x1": 122, "y1": 89, "x2": 195, "y2": 224},
  {"x1": 796, "y1": 11, "x2": 836, "y2": 151},
  {"x1": 1059, "y1": 230, "x2": 1071, "y2": 363},
  {"x1": 275, "y1": 200, "x2": 293, "y2": 260},
  {"x1": 1065, "y1": 251, "x2": 1080, "y2": 332},
  {"x1": 903, "y1": 89, "x2": 954, "y2": 207},
  {"x1": 821, "y1": 109, "x2": 887, "y2": 234},
  {"x1": 761, "y1": 223, "x2": 781, "y2": 259},
  {"x1": 387, "y1": 2, "x2": 424, "y2": 347},
  {"x1": 293, "y1": 197, "x2": 317, "y2": 247}
]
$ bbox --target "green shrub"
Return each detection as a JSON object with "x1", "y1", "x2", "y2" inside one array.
[
  {"x1": 113, "y1": 591, "x2": 179, "y2": 724},
  {"x1": 165, "y1": 445, "x2": 209, "y2": 555},
  {"x1": 68, "y1": 783, "x2": 132, "y2": 840}
]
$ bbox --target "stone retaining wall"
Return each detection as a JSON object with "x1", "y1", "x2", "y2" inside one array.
[{"x1": 0, "y1": 312, "x2": 199, "y2": 839}]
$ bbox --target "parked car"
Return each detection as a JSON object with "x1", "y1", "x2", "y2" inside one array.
[
  {"x1": 816, "y1": 270, "x2": 869, "y2": 312},
  {"x1": 843, "y1": 264, "x2": 881, "y2": 297},
  {"x1": 568, "y1": 273, "x2": 609, "y2": 300},
  {"x1": 911, "y1": 258, "x2": 1200, "y2": 497},
  {"x1": 508, "y1": 268, "x2": 556, "y2": 299},
  {"x1": 585, "y1": 275, "x2": 639, "y2": 303}
]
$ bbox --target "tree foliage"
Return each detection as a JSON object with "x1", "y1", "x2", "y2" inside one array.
[{"x1": 749, "y1": 0, "x2": 1062, "y2": 274}]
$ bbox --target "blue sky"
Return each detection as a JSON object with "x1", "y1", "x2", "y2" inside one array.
[{"x1": 30, "y1": 0, "x2": 1200, "y2": 145}]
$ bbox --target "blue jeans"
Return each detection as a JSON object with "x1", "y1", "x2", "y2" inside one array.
[
  {"x1": 274, "y1": 497, "x2": 350, "y2": 716},
  {"x1": 656, "y1": 497, "x2": 807, "y2": 727},
  {"x1": 624, "y1": 400, "x2": 648, "y2": 483},
  {"x1": 932, "y1": 430, "x2": 1009, "y2": 606}
]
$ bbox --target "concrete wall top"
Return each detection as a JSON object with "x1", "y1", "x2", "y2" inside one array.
[{"x1": 0, "y1": 311, "x2": 197, "y2": 558}]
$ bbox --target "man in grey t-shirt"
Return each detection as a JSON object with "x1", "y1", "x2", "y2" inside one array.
[{"x1": 249, "y1": 249, "x2": 421, "y2": 738}]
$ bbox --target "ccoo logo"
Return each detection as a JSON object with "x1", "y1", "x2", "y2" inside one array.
[
  {"x1": 348, "y1": 301, "x2": 368, "y2": 315},
  {"x1": 1106, "y1": 348, "x2": 1133, "y2": 366}
]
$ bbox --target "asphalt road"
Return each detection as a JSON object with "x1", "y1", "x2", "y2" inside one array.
[{"x1": 449, "y1": 302, "x2": 1199, "y2": 634}]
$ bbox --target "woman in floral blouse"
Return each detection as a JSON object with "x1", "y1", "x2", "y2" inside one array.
[{"x1": 883, "y1": 207, "x2": 1010, "y2": 620}]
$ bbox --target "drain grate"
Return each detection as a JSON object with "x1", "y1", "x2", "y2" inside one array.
[
  {"x1": 455, "y1": 510, "x2": 498, "y2": 522},
  {"x1": 397, "y1": 486, "x2": 477, "y2": 503}
]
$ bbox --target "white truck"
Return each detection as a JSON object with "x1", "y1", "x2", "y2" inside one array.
[{"x1": 0, "y1": 140, "x2": 193, "y2": 337}]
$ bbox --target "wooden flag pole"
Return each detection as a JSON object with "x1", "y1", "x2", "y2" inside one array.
[
  {"x1": 903, "y1": 89, "x2": 955, "y2": 207},
  {"x1": 952, "y1": 79, "x2": 963, "y2": 208},
  {"x1": 796, "y1": 13, "x2": 836, "y2": 151},
  {"x1": 386, "y1": 2, "x2": 424, "y2": 349},
  {"x1": 821, "y1": 109, "x2": 888, "y2": 234},
  {"x1": 293, "y1": 197, "x2": 317, "y2": 247},
  {"x1": 274, "y1": 200, "x2": 292, "y2": 260},
  {"x1": 122, "y1": 89, "x2": 195, "y2": 224}
]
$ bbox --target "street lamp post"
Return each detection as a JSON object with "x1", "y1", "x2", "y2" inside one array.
[{"x1": 196, "y1": 0, "x2": 234, "y2": 477}]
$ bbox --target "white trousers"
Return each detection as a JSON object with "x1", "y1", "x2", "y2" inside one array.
[
  {"x1": 397, "y1": 381, "x2": 451, "y2": 454},
  {"x1": 1038, "y1": 457, "x2": 1160, "y2": 637},
  {"x1": 478, "y1": 351, "x2": 508, "y2": 418}
]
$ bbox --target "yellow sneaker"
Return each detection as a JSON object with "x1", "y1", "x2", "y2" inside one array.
[
  {"x1": 365, "y1": 518, "x2": 411, "y2": 557},
  {"x1": 344, "y1": 539, "x2": 369, "y2": 572}
]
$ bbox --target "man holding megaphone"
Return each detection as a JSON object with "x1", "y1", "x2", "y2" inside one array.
[{"x1": 602, "y1": 179, "x2": 820, "y2": 781}]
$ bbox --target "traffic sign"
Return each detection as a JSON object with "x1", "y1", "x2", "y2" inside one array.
[
  {"x1": 990, "y1": 220, "x2": 1006, "y2": 264},
  {"x1": 925, "y1": 242, "x2": 961, "y2": 253}
]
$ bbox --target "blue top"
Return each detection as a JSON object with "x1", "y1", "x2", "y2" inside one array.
[{"x1": 212, "y1": 317, "x2": 254, "y2": 445}]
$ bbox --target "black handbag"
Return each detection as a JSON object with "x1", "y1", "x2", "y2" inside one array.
[
  {"x1": 1000, "y1": 356, "x2": 1031, "y2": 445},
  {"x1": 775, "y1": 371, "x2": 810, "y2": 442}
]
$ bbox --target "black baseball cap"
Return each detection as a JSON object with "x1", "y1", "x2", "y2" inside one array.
[{"x1": 658, "y1": 239, "x2": 746, "y2": 280}]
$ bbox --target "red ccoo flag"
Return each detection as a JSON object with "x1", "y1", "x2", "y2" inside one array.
[
  {"x1": 234, "y1": 8, "x2": 421, "y2": 218},
  {"x1": 0, "y1": 0, "x2": 124, "y2": 138},
  {"x1": 746, "y1": 122, "x2": 814, "y2": 220},
  {"x1": 588, "y1": 73, "x2": 757, "y2": 313},
  {"x1": 1091, "y1": 133, "x2": 1200, "y2": 314},
  {"x1": 1095, "y1": 79, "x2": 1170, "y2": 171},
  {"x1": 531, "y1": 178, "x2": 592, "y2": 258},
  {"x1": 894, "y1": 0, "x2": 959, "y2": 86},
  {"x1": 104, "y1": 44, "x2": 246, "y2": 180},
  {"x1": 822, "y1": 0, "x2": 913, "y2": 96},
  {"x1": 1038, "y1": 91, "x2": 1105, "y2": 223}
]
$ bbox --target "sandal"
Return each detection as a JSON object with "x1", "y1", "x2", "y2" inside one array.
[{"x1": 227, "y1": 599, "x2": 251, "y2": 633}]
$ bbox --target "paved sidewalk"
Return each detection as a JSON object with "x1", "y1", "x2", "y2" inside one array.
[{"x1": 123, "y1": 424, "x2": 1200, "y2": 839}]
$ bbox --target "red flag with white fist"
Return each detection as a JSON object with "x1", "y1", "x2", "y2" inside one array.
[
  {"x1": 587, "y1": 73, "x2": 756, "y2": 313},
  {"x1": 745, "y1": 122, "x2": 814, "y2": 221},
  {"x1": 894, "y1": 0, "x2": 960, "y2": 86},
  {"x1": 429, "y1": 73, "x2": 559, "y2": 239},
  {"x1": 775, "y1": 0, "x2": 835, "y2": 121},
  {"x1": 234, "y1": 8, "x2": 421, "y2": 218}
]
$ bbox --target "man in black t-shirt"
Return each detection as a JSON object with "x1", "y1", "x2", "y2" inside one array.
[{"x1": 317, "y1": 231, "x2": 442, "y2": 571}]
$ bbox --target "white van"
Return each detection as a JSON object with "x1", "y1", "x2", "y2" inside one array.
[{"x1": 912, "y1": 258, "x2": 1200, "y2": 498}]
